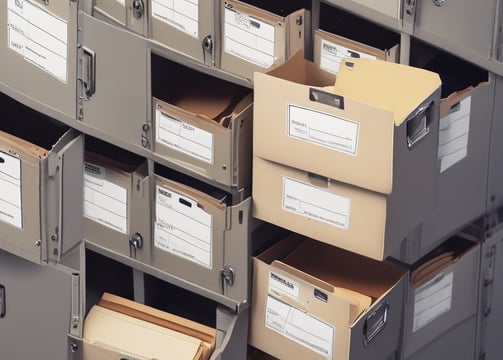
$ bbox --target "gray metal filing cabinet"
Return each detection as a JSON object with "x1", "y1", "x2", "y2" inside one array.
[
  {"x1": 1, "y1": 0, "x2": 503, "y2": 359},
  {"x1": 0, "y1": 0, "x2": 78, "y2": 119},
  {"x1": 0, "y1": 247, "x2": 82, "y2": 360}
]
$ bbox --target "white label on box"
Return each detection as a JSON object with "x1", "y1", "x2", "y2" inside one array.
[
  {"x1": 156, "y1": 110, "x2": 214, "y2": 164},
  {"x1": 266, "y1": 296, "x2": 334, "y2": 359},
  {"x1": 320, "y1": 38, "x2": 377, "y2": 74},
  {"x1": 413, "y1": 272, "x2": 454, "y2": 332},
  {"x1": 224, "y1": 7, "x2": 275, "y2": 69},
  {"x1": 269, "y1": 271, "x2": 300, "y2": 298},
  {"x1": 152, "y1": 0, "x2": 199, "y2": 38},
  {"x1": 154, "y1": 185, "x2": 212, "y2": 268},
  {"x1": 282, "y1": 177, "x2": 350, "y2": 229},
  {"x1": 0, "y1": 151, "x2": 22, "y2": 229},
  {"x1": 438, "y1": 97, "x2": 471, "y2": 173},
  {"x1": 83, "y1": 163, "x2": 128, "y2": 234},
  {"x1": 288, "y1": 105, "x2": 359, "y2": 156},
  {"x1": 7, "y1": 0, "x2": 68, "y2": 83}
]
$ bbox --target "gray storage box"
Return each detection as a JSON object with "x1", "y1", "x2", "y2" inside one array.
[
  {"x1": 220, "y1": 0, "x2": 309, "y2": 81},
  {"x1": 151, "y1": 170, "x2": 251, "y2": 303},
  {"x1": 151, "y1": 60, "x2": 253, "y2": 188},
  {"x1": 0, "y1": 248, "x2": 81, "y2": 360},
  {"x1": 412, "y1": 0, "x2": 496, "y2": 63},
  {"x1": 401, "y1": 236, "x2": 481, "y2": 358},
  {"x1": 150, "y1": 0, "x2": 217, "y2": 65},
  {"x1": 0, "y1": 94, "x2": 83, "y2": 265},
  {"x1": 0, "y1": 0, "x2": 78, "y2": 119},
  {"x1": 93, "y1": 0, "x2": 149, "y2": 36},
  {"x1": 83, "y1": 144, "x2": 150, "y2": 263}
]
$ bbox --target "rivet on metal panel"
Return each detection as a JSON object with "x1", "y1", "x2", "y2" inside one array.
[
  {"x1": 35, "y1": 240, "x2": 42, "y2": 247},
  {"x1": 70, "y1": 343, "x2": 78, "y2": 353},
  {"x1": 132, "y1": 0, "x2": 145, "y2": 20},
  {"x1": 43, "y1": 0, "x2": 49, "y2": 5},
  {"x1": 432, "y1": 0, "x2": 445, "y2": 6}
]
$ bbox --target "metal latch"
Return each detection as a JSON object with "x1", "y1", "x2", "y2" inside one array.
[
  {"x1": 202, "y1": 35, "x2": 214, "y2": 66},
  {"x1": 220, "y1": 265, "x2": 235, "y2": 291},
  {"x1": 79, "y1": 47, "x2": 96, "y2": 101},
  {"x1": 404, "y1": 0, "x2": 417, "y2": 15},
  {"x1": 129, "y1": 233, "x2": 143, "y2": 258},
  {"x1": 132, "y1": 0, "x2": 145, "y2": 19}
]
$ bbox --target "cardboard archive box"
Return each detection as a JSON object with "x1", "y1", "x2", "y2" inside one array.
[
  {"x1": 83, "y1": 143, "x2": 150, "y2": 262},
  {"x1": 153, "y1": 68, "x2": 253, "y2": 188},
  {"x1": 220, "y1": 0, "x2": 310, "y2": 81},
  {"x1": 0, "y1": 95, "x2": 83, "y2": 265},
  {"x1": 401, "y1": 236, "x2": 481, "y2": 358},
  {"x1": 151, "y1": 169, "x2": 250, "y2": 301},
  {"x1": 314, "y1": 29, "x2": 399, "y2": 75},
  {"x1": 150, "y1": 0, "x2": 217, "y2": 65},
  {"x1": 249, "y1": 234, "x2": 407, "y2": 360},
  {"x1": 93, "y1": 0, "x2": 127, "y2": 26},
  {"x1": 252, "y1": 54, "x2": 441, "y2": 260},
  {"x1": 83, "y1": 292, "x2": 216, "y2": 360}
]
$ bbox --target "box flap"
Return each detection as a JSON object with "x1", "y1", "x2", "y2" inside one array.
[
  {"x1": 264, "y1": 51, "x2": 336, "y2": 87},
  {"x1": 84, "y1": 305, "x2": 204, "y2": 360},
  {"x1": 334, "y1": 58, "x2": 441, "y2": 125}
]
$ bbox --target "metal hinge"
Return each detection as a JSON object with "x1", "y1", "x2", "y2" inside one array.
[
  {"x1": 202, "y1": 35, "x2": 214, "y2": 66},
  {"x1": 482, "y1": 245, "x2": 496, "y2": 317}
]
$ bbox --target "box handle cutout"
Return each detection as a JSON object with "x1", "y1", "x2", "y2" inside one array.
[
  {"x1": 406, "y1": 102, "x2": 432, "y2": 149},
  {"x1": 0, "y1": 157, "x2": 4, "y2": 163},
  {"x1": 314, "y1": 288, "x2": 328, "y2": 303},
  {"x1": 309, "y1": 88, "x2": 345, "y2": 110},
  {"x1": 179, "y1": 198, "x2": 193, "y2": 208},
  {"x1": 308, "y1": 172, "x2": 330, "y2": 188},
  {"x1": 363, "y1": 302, "x2": 389, "y2": 347}
]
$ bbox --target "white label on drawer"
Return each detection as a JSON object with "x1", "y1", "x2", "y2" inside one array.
[
  {"x1": 154, "y1": 185, "x2": 212, "y2": 268},
  {"x1": 269, "y1": 271, "x2": 300, "y2": 298},
  {"x1": 438, "y1": 97, "x2": 471, "y2": 173},
  {"x1": 156, "y1": 110, "x2": 214, "y2": 164},
  {"x1": 288, "y1": 105, "x2": 359, "y2": 156},
  {"x1": 224, "y1": 7, "x2": 275, "y2": 69},
  {"x1": 413, "y1": 272, "x2": 454, "y2": 332},
  {"x1": 282, "y1": 177, "x2": 350, "y2": 229},
  {"x1": 7, "y1": 0, "x2": 68, "y2": 83},
  {"x1": 266, "y1": 296, "x2": 334, "y2": 359},
  {"x1": 320, "y1": 38, "x2": 377, "y2": 74},
  {"x1": 84, "y1": 163, "x2": 128, "y2": 234},
  {"x1": 152, "y1": 0, "x2": 199, "y2": 38},
  {"x1": 0, "y1": 151, "x2": 22, "y2": 229}
]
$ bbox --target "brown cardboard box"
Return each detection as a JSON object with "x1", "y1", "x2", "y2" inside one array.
[
  {"x1": 83, "y1": 293, "x2": 216, "y2": 360},
  {"x1": 313, "y1": 29, "x2": 399, "y2": 74},
  {"x1": 253, "y1": 54, "x2": 441, "y2": 195},
  {"x1": 249, "y1": 234, "x2": 406, "y2": 360},
  {"x1": 252, "y1": 55, "x2": 441, "y2": 259},
  {"x1": 220, "y1": 0, "x2": 309, "y2": 81},
  {"x1": 153, "y1": 73, "x2": 253, "y2": 188}
]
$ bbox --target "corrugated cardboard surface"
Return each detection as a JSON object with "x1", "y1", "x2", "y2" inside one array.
[{"x1": 249, "y1": 234, "x2": 406, "y2": 360}]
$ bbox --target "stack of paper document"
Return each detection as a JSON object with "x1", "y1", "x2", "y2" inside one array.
[{"x1": 83, "y1": 293, "x2": 216, "y2": 360}]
